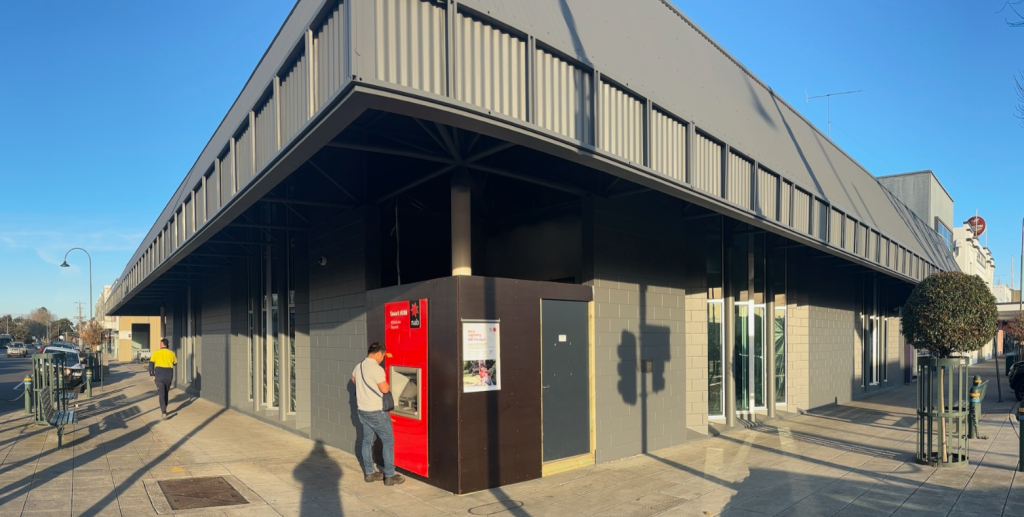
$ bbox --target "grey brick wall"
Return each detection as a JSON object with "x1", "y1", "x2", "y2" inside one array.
[
  {"x1": 308, "y1": 206, "x2": 374, "y2": 452},
  {"x1": 585, "y1": 195, "x2": 690, "y2": 463}
]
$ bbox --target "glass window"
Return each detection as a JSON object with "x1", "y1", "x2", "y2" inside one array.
[
  {"x1": 708, "y1": 302, "x2": 724, "y2": 417},
  {"x1": 774, "y1": 308, "x2": 786, "y2": 403},
  {"x1": 936, "y1": 221, "x2": 952, "y2": 251}
]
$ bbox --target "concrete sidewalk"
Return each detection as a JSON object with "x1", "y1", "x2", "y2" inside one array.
[{"x1": 0, "y1": 362, "x2": 1022, "y2": 517}]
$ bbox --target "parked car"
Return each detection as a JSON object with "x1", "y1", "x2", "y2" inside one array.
[
  {"x1": 42, "y1": 342, "x2": 78, "y2": 354},
  {"x1": 42, "y1": 349, "x2": 84, "y2": 389},
  {"x1": 6, "y1": 342, "x2": 27, "y2": 358},
  {"x1": 1009, "y1": 360, "x2": 1024, "y2": 401}
]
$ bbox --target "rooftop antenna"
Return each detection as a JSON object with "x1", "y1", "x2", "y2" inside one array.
[{"x1": 805, "y1": 89, "x2": 864, "y2": 138}]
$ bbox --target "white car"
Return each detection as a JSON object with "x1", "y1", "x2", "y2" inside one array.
[{"x1": 6, "y1": 342, "x2": 27, "y2": 358}]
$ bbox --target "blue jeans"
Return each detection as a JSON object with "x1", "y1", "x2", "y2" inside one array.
[{"x1": 357, "y1": 410, "x2": 395, "y2": 477}]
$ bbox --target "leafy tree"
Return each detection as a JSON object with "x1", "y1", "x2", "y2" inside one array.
[
  {"x1": 1006, "y1": 311, "x2": 1024, "y2": 346},
  {"x1": 901, "y1": 272, "x2": 997, "y2": 357},
  {"x1": 81, "y1": 320, "x2": 104, "y2": 350},
  {"x1": 901, "y1": 271, "x2": 997, "y2": 462}
]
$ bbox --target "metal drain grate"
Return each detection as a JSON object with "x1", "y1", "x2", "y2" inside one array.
[{"x1": 157, "y1": 476, "x2": 249, "y2": 510}]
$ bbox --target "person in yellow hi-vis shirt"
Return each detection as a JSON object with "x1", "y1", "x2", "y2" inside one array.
[{"x1": 149, "y1": 338, "x2": 177, "y2": 419}]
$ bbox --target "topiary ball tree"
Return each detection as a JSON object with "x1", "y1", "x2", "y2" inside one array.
[{"x1": 902, "y1": 271, "x2": 997, "y2": 357}]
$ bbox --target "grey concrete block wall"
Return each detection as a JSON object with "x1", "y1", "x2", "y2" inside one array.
[
  {"x1": 308, "y1": 206, "x2": 372, "y2": 453},
  {"x1": 585, "y1": 195, "x2": 689, "y2": 463}
]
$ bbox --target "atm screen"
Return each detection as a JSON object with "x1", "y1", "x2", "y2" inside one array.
[{"x1": 390, "y1": 366, "x2": 421, "y2": 419}]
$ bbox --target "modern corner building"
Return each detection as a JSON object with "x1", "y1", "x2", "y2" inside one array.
[{"x1": 100, "y1": 0, "x2": 956, "y2": 494}]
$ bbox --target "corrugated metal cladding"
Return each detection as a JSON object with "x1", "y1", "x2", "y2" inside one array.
[
  {"x1": 792, "y1": 189, "x2": 810, "y2": 234},
  {"x1": 815, "y1": 199, "x2": 828, "y2": 241},
  {"x1": 255, "y1": 95, "x2": 278, "y2": 169},
  {"x1": 454, "y1": 13, "x2": 527, "y2": 121},
  {"x1": 692, "y1": 132, "x2": 721, "y2": 197},
  {"x1": 598, "y1": 80, "x2": 644, "y2": 163},
  {"x1": 535, "y1": 48, "x2": 593, "y2": 143},
  {"x1": 858, "y1": 224, "x2": 869, "y2": 258},
  {"x1": 828, "y1": 208, "x2": 843, "y2": 248},
  {"x1": 196, "y1": 183, "x2": 206, "y2": 226},
  {"x1": 219, "y1": 150, "x2": 234, "y2": 207},
  {"x1": 869, "y1": 230, "x2": 879, "y2": 262},
  {"x1": 779, "y1": 181, "x2": 791, "y2": 226},
  {"x1": 205, "y1": 168, "x2": 219, "y2": 217},
  {"x1": 313, "y1": 0, "x2": 346, "y2": 109},
  {"x1": 843, "y1": 215, "x2": 855, "y2": 253},
  {"x1": 280, "y1": 50, "x2": 311, "y2": 143},
  {"x1": 900, "y1": 247, "x2": 907, "y2": 274},
  {"x1": 184, "y1": 196, "x2": 194, "y2": 240},
  {"x1": 375, "y1": 0, "x2": 447, "y2": 96},
  {"x1": 725, "y1": 152, "x2": 751, "y2": 209},
  {"x1": 755, "y1": 167, "x2": 776, "y2": 219},
  {"x1": 649, "y1": 109, "x2": 686, "y2": 182},
  {"x1": 235, "y1": 123, "x2": 254, "y2": 188}
]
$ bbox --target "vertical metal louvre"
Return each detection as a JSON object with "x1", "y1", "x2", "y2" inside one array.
[
  {"x1": 184, "y1": 196, "x2": 194, "y2": 240},
  {"x1": 235, "y1": 123, "x2": 254, "y2": 188},
  {"x1": 725, "y1": 152, "x2": 751, "y2": 209},
  {"x1": 313, "y1": 0, "x2": 346, "y2": 110},
  {"x1": 828, "y1": 208, "x2": 843, "y2": 247},
  {"x1": 255, "y1": 94, "x2": 278, "y2": 169},
  {"x1": 455, "y1": 13, "x2": 527, "y2": 121},
  {"x1": 844, "y1": 216, "x2": 856, "y2": 253},
  {"x1": 598, "y1": 80, "x2": 644, "y2": 163},
  {"x1": 815, "y1": 199, "x2": 828, "y2": 240},
  {"x1": 692, "y1": 132, "x2": 722, "y2": 197},
  {"x1": 534, "y1": 48, "x2": 593, "y2": 143},
  {"x1": 375, "y1": 0, "x2": 447, "y2": 96},
  {"x1": 779, "y1": 180, "x2": 791, "y2": 226},
  {"x1": 280, "y1": 48, "x2": 310, "y2": 143},
  {"x1": 649, "y1": 108, "x2": 686, "y2": 182},
  {"x1": 793, "y1": 189, "x2": 810, "y2": 234},
  {"x1": 205, "y1": 168, "x2": 219, "y2": 217},
  {"x1": 219, "y1": 149, "x2": 234, "y2": 207},
  {"x1": 755, "y1": 167, "x2": 777, "y2": 219},
  {"x1": 869, "y1": 230, "x2": 879, "y2": 262},
  {"x1": 196, "y1": 183, "x2": 205, "y2": 226}
]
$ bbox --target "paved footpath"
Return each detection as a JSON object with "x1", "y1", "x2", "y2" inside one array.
[{"x1": 0, "y1": 361, "x2": 1022, "y2": 517}]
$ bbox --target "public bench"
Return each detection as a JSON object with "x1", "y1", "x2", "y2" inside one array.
[{"x1": 37, "y1": 385, "x2": 75, "y2": 449}]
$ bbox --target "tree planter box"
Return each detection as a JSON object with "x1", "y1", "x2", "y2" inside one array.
[{"x1": 916, "y1": 356, "x2": 969, "y2": 467}]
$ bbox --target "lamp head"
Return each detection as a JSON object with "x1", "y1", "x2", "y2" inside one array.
[{"x1": 60, "y1": 261, "x2": 70, "y2": 268}]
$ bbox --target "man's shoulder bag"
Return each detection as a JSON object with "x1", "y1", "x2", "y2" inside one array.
[{"x1": 359, "y1": 363, "x2": 395, "y2": 412}]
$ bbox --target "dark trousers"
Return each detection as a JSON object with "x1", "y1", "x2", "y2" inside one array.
[{"x1": 154, "y1": 377, "x2": 172, "y2": 414}]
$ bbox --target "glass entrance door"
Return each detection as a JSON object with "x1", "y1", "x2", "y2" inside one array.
[{"x1": 734, "y1": 301, "x2": 766, "y2": 412}]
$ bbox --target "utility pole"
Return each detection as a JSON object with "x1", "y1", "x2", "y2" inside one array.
[
  {"x1": 805, "y1": 89, "x2": 865, "y2": 138},
  {"x1": 74, "y1": 302, "x2": 85, "y2": 343}
]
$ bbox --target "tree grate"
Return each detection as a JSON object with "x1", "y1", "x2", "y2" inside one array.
[{"x1": 157, "y1": 476, "x2": 249, "y2": 510}]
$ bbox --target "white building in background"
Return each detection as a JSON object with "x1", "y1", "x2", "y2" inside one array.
[
  {"x1": 992, "y1": 284, "x2": 1013, "y2": 304},
  {"x1": 952, "y1": 222, "x2": 994, "y2": 288}
]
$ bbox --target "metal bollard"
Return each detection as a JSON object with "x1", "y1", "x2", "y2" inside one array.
[
  {"x1": 968, "y1": 376, "x2": 982, "y2": 439},
  {"x1": 1019, "y1": 406, "x2": 1024, "y2": 472},
  {"x1": 85, "y1": 369, "x2": 92, "y2": 399},
  {"x1": 23, "y1": 376, "x2": 32, "y2": 414}
]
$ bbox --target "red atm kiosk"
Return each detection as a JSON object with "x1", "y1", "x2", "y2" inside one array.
[{"x1": 383, "y1": 299, "x2": 429, "y2": 477}]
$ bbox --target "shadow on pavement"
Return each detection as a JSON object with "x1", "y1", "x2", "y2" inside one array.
[{"x1": 293, "y1": 440, "x2": 342, "y2": 516}]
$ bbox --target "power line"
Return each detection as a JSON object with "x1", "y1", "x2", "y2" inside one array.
[{"x1": 805, "y1": 89, "x2": 864, "y2": 137}]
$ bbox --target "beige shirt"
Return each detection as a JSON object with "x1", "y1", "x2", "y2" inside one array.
[{"x1": 353, "y1": 357, "x2": 386, "y2": 412}]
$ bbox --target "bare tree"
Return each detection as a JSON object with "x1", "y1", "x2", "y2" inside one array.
[
  {"x1": 81, "y1": 320, "x2": 104, "y2": 350},
  {"x1": 1017, "y1": 72, "x2": 1024, "y2": 124}
]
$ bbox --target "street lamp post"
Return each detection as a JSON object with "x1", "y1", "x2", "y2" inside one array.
[{"x1": 60, "y1": 248, "x2": 92, "y2": 320}]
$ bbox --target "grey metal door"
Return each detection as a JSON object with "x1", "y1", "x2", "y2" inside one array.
[{"x1": 541, "y1": 300, "x2": 590, "y2": 462}]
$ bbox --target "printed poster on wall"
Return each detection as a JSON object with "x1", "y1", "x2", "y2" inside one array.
[{"x1": 462, "y1": 319, "x2": 500, "y2": 393}]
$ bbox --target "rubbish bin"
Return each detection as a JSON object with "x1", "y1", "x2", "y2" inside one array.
[{"x1": 1007, "y1": 352, "x2": 1018, "y2": 377}]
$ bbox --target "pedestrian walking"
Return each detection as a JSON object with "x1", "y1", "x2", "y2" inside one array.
[
  {"x1": 149, "y1": 338, "x2": 177, "y2": 419},
  {"x1": 351, "y1": 342, "x2": 405, "y2": 486}
]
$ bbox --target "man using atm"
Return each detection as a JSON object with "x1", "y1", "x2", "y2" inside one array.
[{"x1": 351, "y1": 342, "x2": 405, "y2": 486}]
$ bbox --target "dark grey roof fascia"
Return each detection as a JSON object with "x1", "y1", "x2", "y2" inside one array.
[{"x1": 459, "y1": 0, "x2": 955, "y2": 269}]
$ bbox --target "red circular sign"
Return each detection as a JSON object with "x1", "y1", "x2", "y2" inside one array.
[{"x1": 967, "y1": 216, "x2": 986, "y2": 237}]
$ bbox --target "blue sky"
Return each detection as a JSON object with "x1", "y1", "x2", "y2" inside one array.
[{"x1": 1, "y1": 1, "x2": 1022, "y2": 319}]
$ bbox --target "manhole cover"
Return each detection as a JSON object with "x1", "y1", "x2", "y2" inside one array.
[
  {"x1": 157, "y1": 476, "x2": 249, "y2": 510},
  {"x1": 468, "y1": 500, "x2": 524, "y2": 515}
]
